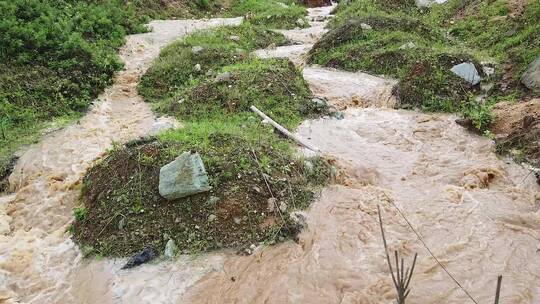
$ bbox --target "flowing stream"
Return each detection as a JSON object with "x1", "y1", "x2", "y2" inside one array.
[{"x1": 1, "y1": 5, "x2": 539, "y2": 304}]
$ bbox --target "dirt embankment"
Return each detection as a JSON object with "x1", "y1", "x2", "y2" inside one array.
[{"x1": 491, "y1": 98, "x2": 540, "y2": 166}]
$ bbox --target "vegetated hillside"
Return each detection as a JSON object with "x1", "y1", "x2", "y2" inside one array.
[
  {"x1": 0, "y1": 0, "x2": 146, "y2": 186},
  {"x1": 0, "y1": 0, "x2": 307, "y2": 191},
  {"x1": 309, "y1": 0, "x2": 539, "y2": 164}
]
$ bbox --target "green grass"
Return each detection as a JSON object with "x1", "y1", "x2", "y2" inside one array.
[
  {"x1": 0, "y1": 0, "x2": 148, "y2": 182},
  {"x1": 229, "y1": 0, "x2": 307, "y2": 29}
]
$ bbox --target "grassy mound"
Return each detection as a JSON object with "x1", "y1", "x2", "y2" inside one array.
[
  {"x1": 165, "y1": 58, "x2": 316, "y2": 128},
  {"x1": 73, "y1": 133, "x2": 331, "y2": 257},
  {"x1": 230, "y1": 0, "x2": 307, "y2": 29},
  {"x1": 139, "y1": 24, "x2": 289, "y2": 104},
  {"x1": 310, "y1": 0, "x2": 539, "y2": 130},
  {"x1": 75, "y1": 19, "x2": 331, "y2": 257},
  {"x1": 133, "y1": 0, "x2": 307, "y2": 29}
]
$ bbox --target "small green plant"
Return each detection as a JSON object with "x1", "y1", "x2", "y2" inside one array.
[
  {"x1": 460, "y1": 99, "x2": 494, "y2": 132},
  {"x1": 73, "y1": 206, "x2": 87, "y2": 221},
  {"x1": 197, "y1": 0, "x2": 210, "y2": 8}
]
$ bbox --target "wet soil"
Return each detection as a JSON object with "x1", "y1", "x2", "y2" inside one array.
[{"x1": 492, "y1": 98, "x2": 540, "y2": 166}]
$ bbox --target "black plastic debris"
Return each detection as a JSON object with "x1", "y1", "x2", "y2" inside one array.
[{"x1": 121, "y1": 247, "x2": 158, "y2": 269}]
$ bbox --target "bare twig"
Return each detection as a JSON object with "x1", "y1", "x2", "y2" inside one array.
[
  {"x1": 494, "y1": 275, "x2": 502, "y2": 304},
  {"x1": 378, "y1": 205, "x2": 418, "y2": 304}
]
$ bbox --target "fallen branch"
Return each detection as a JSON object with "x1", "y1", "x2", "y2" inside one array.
[{"x1": 250, "y1": 105, "x2": 320, "y2": 153}]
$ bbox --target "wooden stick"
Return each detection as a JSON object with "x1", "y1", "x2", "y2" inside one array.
[
  {"x1": 250, "y1": 105, "x2": 320, "y2": 153},
  {"x1": 494, "y1": 275, "x2": 502, "y2": 304}
]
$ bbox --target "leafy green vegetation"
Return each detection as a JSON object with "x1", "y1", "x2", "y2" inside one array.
[
  {"x1": 75, "y1": 22, "x2": 331, "y2": 257},
  {"x1": 229, "y1": 0, "x2": 307, "y2": 29},
  {"x1": 310, "y1": 0, "x2": 539, "y2": 125},
  {"x1": 0, "y1": 0, "x2": 148, "y2": 181}
]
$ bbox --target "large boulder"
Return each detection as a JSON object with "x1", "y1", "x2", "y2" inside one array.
[
  {"x1": 158, "y1": 152, "x2": 212, "y2": 200},
  {"x1": 521, "y1": 55, "x2": 540, "y2": 93}
]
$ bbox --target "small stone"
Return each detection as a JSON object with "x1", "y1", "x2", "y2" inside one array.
[
  {"x1": 164, "y1": 239, "x2": 178, "y2": 259},
  {"x1": 214, "y1": 71, "x2": 233, "y2": 83},
  {"x1": 312, "y1": 97, "x2": 328, "y2": 110},
  {"x1": 360, "y1": 23, "x2": 372, "y2": 30},
  {"x1": 296, "y1": 18, "x2": 306, "y2": 27},
  {"x1": 253, "y1": 186, "x2": 261, "y2": 193},
  {"x1": 229, "y1": 35, "x2": 240, "y2": 42},
  {"x1": 208, "y1": 214, "x2": 217, "y2": 222},
  {"x1": 399, "y1": 42, "x2": 417, "y2": 50},
  {"x1": 175, "y1": 217, "x2": 181, "y2": 223},
  {"x1": 194, "y1": 63, "x2": 202, "y2": 72},
  {"x1": 118, "y1": 218, "x2": 126, "y2": 230},
  {"x1": 206, "y1": 196, "x2": 220, "y2": 206},
  {"x1": 191, "y1": 46, "x2": 203, "y2": 54},
  {"x1": 330, "y1": 111, "x2": 345, "y2": 120},
  {"x1": 267, "y1": 197, "x2": 277, "y2": 212},
  {"x1": 233, "y1": 217, "x2": 242, "y2": 225},
  {"x1": 279, "y1": 202, "x2": 287, "y2": 212}
]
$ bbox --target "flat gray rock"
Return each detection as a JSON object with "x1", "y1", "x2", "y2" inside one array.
[
  {"x1": 450, "y1": 62, "x2": 481, "y2": 85},
  {"x1": 416, "y1": 0, "x2": 448, "y2": 7},
  {"x1": 159, "y1": 152, "x2": 212, "y2": 200},
  {"x1": 521, "y1": 55, "x2": 540, "y2": 92}
]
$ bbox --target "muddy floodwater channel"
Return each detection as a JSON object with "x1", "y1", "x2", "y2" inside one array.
[{"x1": 1, "y1": 5, "x2": 539, "y2": 304}]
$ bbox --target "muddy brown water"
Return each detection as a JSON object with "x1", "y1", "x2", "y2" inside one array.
[{"x1": 1, "y1": 5, "x2": 539, "y2": 304}]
